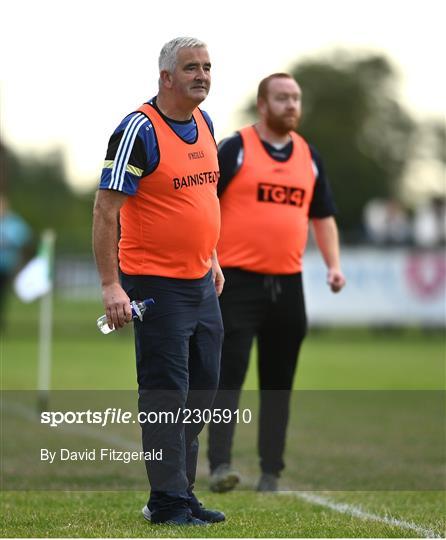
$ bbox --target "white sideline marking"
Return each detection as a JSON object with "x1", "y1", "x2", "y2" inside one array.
[
  {"x1": 5, "y1": 401, "x2": 442, "y2": 538},
  {"x1": 283, "y1": 491, "x2": 442, "y2": 539}
]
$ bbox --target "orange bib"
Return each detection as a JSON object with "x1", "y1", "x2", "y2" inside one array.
[
  {"x1": 119, "y1": 103, "x2": 220, "y2": 278},
  {"x1": 218, "y1": 126, "x2": 315, "y2": 274}
]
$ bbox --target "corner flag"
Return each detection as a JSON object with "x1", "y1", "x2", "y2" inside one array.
[
  {"x1": 12, "y1": 230, "x2": 56, "y2": 411},
  {"x1": 13, "y1": 230, "x2": 55, "y2": 302}
]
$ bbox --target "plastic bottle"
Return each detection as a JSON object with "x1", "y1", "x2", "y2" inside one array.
[{"x1": 97, "y1": 298, "x2": 155, "y2": 334}]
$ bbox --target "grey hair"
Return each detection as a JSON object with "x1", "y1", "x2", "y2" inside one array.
[{"x1": 158, "y1": 37, "x2": 207, "y2": 73}]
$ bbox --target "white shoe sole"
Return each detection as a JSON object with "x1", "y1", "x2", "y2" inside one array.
[{"x1": 142, "y1": 504, "x2": 151, "y2": 521}]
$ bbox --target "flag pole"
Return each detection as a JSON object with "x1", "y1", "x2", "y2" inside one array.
[{"x1": 37, "y1": 229, "x2": 56, "y2": 412}]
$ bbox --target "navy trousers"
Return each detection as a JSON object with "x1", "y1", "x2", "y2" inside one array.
[{"x1": 122, "y1": 270, "x2": 223, "y2": 522}]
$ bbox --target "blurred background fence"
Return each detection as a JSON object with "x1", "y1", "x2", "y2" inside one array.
[{"x1": 53, "y1": 248, "x2": 445, "y2": 327}]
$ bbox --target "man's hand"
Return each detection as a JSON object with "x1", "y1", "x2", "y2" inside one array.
[
  {"x1": 102, "y1": 282, "x2": 132, "y2": 331},
  {"x1": 211, "y1": 254, "x2": 225, "y2": 296},
  {"x1": 311, "y1": 217, "x2": 345, "y2": 294},
  {"x1": 327, "y1": 268, "x2": 346, "y2": 293}
]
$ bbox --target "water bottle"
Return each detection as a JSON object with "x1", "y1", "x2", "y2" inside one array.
[{"x1": 97, "y1": 298, "x2": 155, "y2": 334}]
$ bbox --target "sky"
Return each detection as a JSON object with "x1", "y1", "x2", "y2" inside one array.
[{"x1": 1, "y1": 0, "x2": 445, "y2": 193}]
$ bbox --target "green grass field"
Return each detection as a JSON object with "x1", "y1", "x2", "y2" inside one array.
[{"x1": 1, "y1": 296, "x2": 445, "y2": 538}]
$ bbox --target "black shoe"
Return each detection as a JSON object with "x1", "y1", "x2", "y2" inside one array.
[
  {"x1": 189, "y1": 493, "x2": 226, "y2": 523},
  {"x1": 142, "y1": 505, "x2": 207, "y2": 526},
  {"x1": 191, "y1": 502, "x2": 225, "y2": 523},
  {"x1": 164, "y1": 515, "x2": 208, "y2": 526},
  {"x1": 210, "y1": 463, "x2": 240, "y2": 493},
  {"x1": 256, "y1": 473, "x2": 278, "y2": 492}
]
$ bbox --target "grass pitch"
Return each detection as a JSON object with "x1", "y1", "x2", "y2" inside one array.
[
  {"x1": 1, "y1": 297, "x2": 445, "y2": 537},
  {"x1": 2, "y1": 490, "x2": 444, "y2": 538}
]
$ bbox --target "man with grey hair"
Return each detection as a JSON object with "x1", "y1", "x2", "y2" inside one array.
[
  {"x1": 158, "y1": 36, "x2": 207, "y2": 72},
  {"x1": 93, "y1": 37, "x2": 225, "y2": 526}
]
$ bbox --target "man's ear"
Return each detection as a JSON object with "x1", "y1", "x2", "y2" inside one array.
[
  {"x1": 257, "y1": 97, "x2": 267, "y2": 116},
  {"x1": 160, "y1": 70, "x2": 173, "y2": 88}
]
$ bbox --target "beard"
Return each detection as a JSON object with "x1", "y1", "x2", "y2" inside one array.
[{"x1": 265, "y1": 110, "x2": 299, "y2": 135}]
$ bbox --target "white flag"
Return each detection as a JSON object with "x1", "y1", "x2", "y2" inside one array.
[{"x1": 13, "y1": 230, "x2": 55, "y2": 303}]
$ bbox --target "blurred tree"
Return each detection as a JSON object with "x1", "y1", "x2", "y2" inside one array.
[
  {"x1": 427, "y1": 119, "x2": 445, "y2": 163},
  {"x1": 1, "y1": 142, "x2": 94, "y2": 253},
  {"x1": 245, "y1": 51, "x2": 418, "y2": 240}
]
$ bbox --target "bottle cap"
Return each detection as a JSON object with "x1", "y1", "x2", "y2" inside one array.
[{"x1": 144, "y1": 298, "x2": 155, "y2": 308}]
